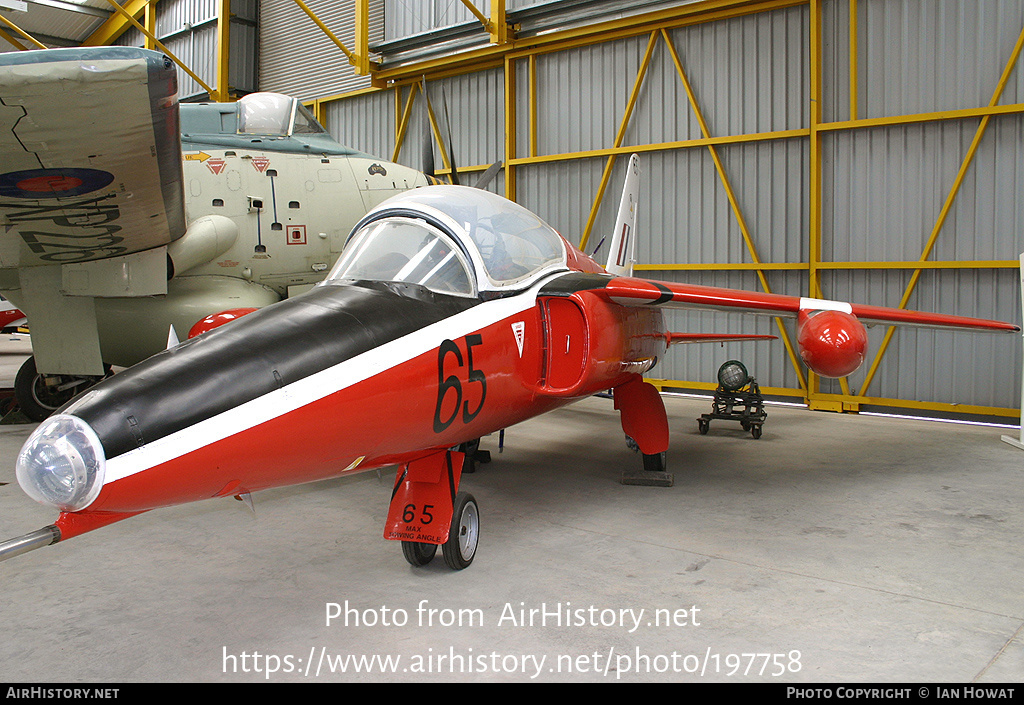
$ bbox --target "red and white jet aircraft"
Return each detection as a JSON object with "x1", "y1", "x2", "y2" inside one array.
[{"x1": 2, "y1": 159, "x2": 1018, "y2": 569}]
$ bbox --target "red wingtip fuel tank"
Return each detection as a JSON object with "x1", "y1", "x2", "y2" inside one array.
[{"x1": 797, "y1": 308, "x2": 869, "y2": 378}]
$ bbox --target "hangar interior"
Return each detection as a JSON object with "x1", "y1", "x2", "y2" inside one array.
[{"x1": 0, "y1": 0, "x2": 1022, "y2": 684}]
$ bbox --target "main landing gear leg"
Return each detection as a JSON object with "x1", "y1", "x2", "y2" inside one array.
[
  {"x1": 457, "y1": 438, "x2": 491, "y2": 473},
  {"x1": 614, "y1": 376, "x2": 673, "y2": 487}
]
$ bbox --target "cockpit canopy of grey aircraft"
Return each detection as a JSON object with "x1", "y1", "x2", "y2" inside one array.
[
  {"x1": 179, "y1": 91, "x2": 366, "y2": 156},
  {"x1": 327, "y1": 185, "x2": 570, "y2": 298},
  {"x1": 236, "y1": 92, "x2": 325, "y2": 136}
]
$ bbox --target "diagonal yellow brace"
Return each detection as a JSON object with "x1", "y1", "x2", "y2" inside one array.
[
  {"x1": 662, "y1": 29, "x2": 808, "y2": 392},
  {"x1": 83, "y1": 0, "x2": 150, "y2": 46},
  {"x1": 101, "y1": 0, "x2": 216, "y2": 97},
  {"x1": 0, "y1": 25, "x2": 28, "y2": 51},
  {"x1": 291, "y1": 0, "x2": 357, "y2": 65},
  {"x1": 459, "y1": 0, "x2": 492, "y2": 33},
  {"x1": 0, "y1": 14, "x2": 45, "y2": 49},
  {"x1": 393, "y1": 83, "x2": 420, "y2": 163},
  {"x1": 422, "y1": 81, "x2": 456, "y2": 182},
  {"x1": 579, "y1": 31, "x2": 658, "y2": 253},
  {"x1": 859, "y1": 23, "x2": 1024, "y2": 396}
]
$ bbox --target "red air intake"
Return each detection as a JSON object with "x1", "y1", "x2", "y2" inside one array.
[{"x1": 797, "y1": 309, "x2": 868, "y2": 378}]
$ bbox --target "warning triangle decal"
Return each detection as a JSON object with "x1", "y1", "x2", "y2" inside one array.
[{"x1": 511, "y1": 321, "x2": 525, "y2": 357}]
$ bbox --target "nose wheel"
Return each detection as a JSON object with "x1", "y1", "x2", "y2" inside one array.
[
  {"x1": 401, "y1": 540, "x2": 437, "y2": 566},
  {"x1": 443, "y1": 491, "x2": 479, "y2": 570},
  {"x1": 400, "y1": 491, "x2": 479, "y2": 570}
]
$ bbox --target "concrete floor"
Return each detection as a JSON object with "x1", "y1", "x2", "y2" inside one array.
[{"x1": 0, "y1": 351, "x2": 1022, "y2": 682}]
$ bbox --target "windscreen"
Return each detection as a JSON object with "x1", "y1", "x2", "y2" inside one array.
[
  {"x1": 388, "y1": 187, "x2": 567, "y2": 289},
  {"x1": 328, "y1": 217, "x2": 474, "y2": 297}
]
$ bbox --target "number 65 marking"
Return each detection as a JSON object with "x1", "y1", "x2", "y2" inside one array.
[{"x1": 433, "y1": 334, "x2": 487, "y2": 433}]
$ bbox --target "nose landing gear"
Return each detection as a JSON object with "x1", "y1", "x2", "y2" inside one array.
[{"x1": 400, "y1": 491, "x2": 479, "y2": 571}]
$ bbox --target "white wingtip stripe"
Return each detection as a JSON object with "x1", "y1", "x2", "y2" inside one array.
[{"x1": 799, "y1": 297, "x2": 853, "y2": 314}]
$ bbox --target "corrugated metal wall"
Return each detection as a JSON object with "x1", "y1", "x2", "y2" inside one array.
[
  {"x1": 812, "y1": 0, "x2": 1024, "y2": 410},
  {"x1": 381, "y1": 0, "x2": 553, "y2": 41},
  {"x1": 513, "y1": 6, "x2": 815, "y2": 396},
  {"x1": 271, "y1": 0, "x2": 1024, "y2": 418},
  {"x1": 116, "y1": 0, "x2": 258, "y2": 100},
  {"x1": 259, "y1": 0, "x2": 383, "y2": 101},
  {"x1": 381, "y1": 0, "x2": 479, "y2": 40}
]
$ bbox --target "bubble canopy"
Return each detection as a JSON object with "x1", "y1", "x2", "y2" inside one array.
[
  {"x1": 237, "y1": 92, "x2": 325, "y2": 137},
  {"x1": 327, "y1": 186, "x2": 568, "y2": 297}
]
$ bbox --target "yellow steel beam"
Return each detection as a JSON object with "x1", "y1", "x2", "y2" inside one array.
[
  {"x1": 490, "y1": 0, "x2": 510, "y2": 45},
  {"x1": 808, "y1": 0, "x2": 823, "y2": 300},
  {"x1": 647, "y1": 378, "x2": 808, "y2": 400},
  {"x1": 505, "y1": 53, "x2": 517, "y2": 201},
  {"x1": 143, "y1": 0, "x2": 156, "y2": 50},
  {"x1": 0, "y1": 25, "x2": 28, "y2": 51},
  {"x1": 215, "y1": 0, "x2": 231, "y2": 102},
  {"x1": 859, "y1": 22, "x2": 1024, "y2": 396},
  {"x1": 291, "y1": 0, "x2": 357, "y2": 65},
  {"x1": 393, "y1": 86, "x2": 401, "y2": 155},
  {"x1": 528, "y1": 55, "x2": 537, "y2": 158},
  {"x1": 0, "y1": 13, "x2": 45, "y2": 48},
  {"x1": 821, "y1": 101, "x2": 1024, "y2": 132},
  {"x1": 459, "y1": 0, "x2": 491, "y2": 33},
  {"x1": 353, "y1": 0, "x2": 371, "y2": 74},
  {"x1": 637, "y1": 262, "x2": 808, "y2": 271},
  {"x1": 314, "y1": 84, "x2": 383, "y2": 104},
  {"x1": 661, "y1": 28, "x2": 807, "y2": 392},
  {"x1": 801, "y1": 392, "x2": 1019, "y2": 420},
  {"x1": 818, "y1": 259, "x2": 1020, "y2": 270},
  {"x1": 511, "y1": 128, "x2": 809, "y2": 165},
  {"x1": 99, "y1": 0, "x2": 215, "y2": 97},
  {"x1": 392, "y1": 83, "x2": 419, "y2": 164},
  {"x1": 650, "y1": 378, "x2": 1019, "y2": 419},
  {"x1": 807, "y1": 0, "x2": 829, "y2": 406},
  {"x1": 0, "y1": 15, "x2": 41, "y2": 49},
  {"x1": 306, "y1": 98, "x2": 326, "y2": 126},
  {"x1": 422, "y1": 82, "x2": 457, "y2": 182},
  {"x1": 579, "y1": 31, "x2": 658, "y2": 252},
  {"x1": 83, "y1": 0, "x2": 151, "y2": 46}
]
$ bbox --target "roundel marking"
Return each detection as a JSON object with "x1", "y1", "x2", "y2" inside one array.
[{"x1": 0, "y1": 168, "x2": 115, "y2": 199}]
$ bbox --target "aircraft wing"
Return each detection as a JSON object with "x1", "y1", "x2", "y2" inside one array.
[
  {"x1": 603, "y1": 275, "x2": 1021, "y2": 333},
  {"x1": 543, "y1": 272, "x2": 1020, "y2": 334},
  {"x1": 0, "y1": 46, "x2": 185, "y2": 269}
]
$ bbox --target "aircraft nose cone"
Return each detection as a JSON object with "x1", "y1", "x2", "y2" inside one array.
[{"x1": 16, "y1": 414, "x2": 106, "y2": 512}]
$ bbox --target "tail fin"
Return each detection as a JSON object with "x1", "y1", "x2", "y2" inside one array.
[{"x1": 605, "y1": 154, "x2": 641, "y2": 277}]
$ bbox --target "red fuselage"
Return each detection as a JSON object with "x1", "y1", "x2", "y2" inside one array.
[{"x1": 50, "y1": 258, "x2": 665, "y2": 539}]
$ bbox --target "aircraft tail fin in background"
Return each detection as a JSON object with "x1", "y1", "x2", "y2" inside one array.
[{"x1": 605, "y1": 154, "x2": 641, "y2": 277}]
